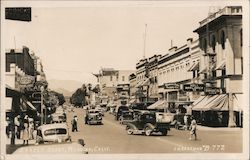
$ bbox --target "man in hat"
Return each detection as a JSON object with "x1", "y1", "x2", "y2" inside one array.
[{"x1": 71, "y1": 115, "x2": 78, "y2": 132}]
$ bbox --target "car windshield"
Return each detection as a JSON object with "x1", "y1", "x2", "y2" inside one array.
[
  {"x1": 44, "y1": 128, "x2": 67, "y2": 136},
  {"x1": 89, "y1": 110, "x2": 99, "y2": 114},
  {"x1": 56, "y1": 128, "x2": 67, "y2": 134},
  {"x1": 44, "y1": 129, "x2": 56, "y2": 136},
  {"x1": 119, "y1": 106, "x2": 129, "y2": 111},
  {"x1": 143, "y1": 114, "x2": 155, "y2": 120}
]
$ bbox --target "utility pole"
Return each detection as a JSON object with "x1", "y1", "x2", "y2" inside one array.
[
  {"x1": 40, "y1": 86, "x2": 44, "y2": 125},
  {"x1": 143, "y1": 23, "x2": 147, "y2": 59}
]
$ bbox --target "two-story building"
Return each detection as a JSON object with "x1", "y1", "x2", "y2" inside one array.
[
  {"x1": 192, "y1": 6, "x2": 243, "y2": 127},
  {"x1": 93, "y1": 68, "x2": 135, "y2": 100},
  {"x1": 157, "y1": 38, "x2": 200, "y2": 112},
  {"x1": 148, "y1": 55, "x2": 162, "y2": 102}
]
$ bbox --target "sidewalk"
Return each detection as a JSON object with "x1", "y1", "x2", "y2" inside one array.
[
  {"x1": 196, "y1": 125, "x2": 242, "y2": 131},
  {"x1": 6, "y1": 138, "x2": 36, "y2": 154}
]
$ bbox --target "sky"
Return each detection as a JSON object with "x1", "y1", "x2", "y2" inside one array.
[{"x1": 2, "y1": 1, "x2": 233, "y2": 84}]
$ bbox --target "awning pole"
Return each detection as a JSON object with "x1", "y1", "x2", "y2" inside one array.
[
  {"x1": 239, "y1": 110, "x2": 241, "y2": 127},
  {"x1": 163, "y1": 92, "x2": 166, "y2": 113}
]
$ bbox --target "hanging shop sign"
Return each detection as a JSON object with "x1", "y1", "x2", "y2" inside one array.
[
  {"x1": 183, "y1": 84, "x2": 205, "y2": 92},
  {"x1": 17, "y1": 75, "x2": 35, "y2": 92},
  {"x1": 164, "y1": 83, "x2": 180, "y2": 90},
  {"x1": 18, "y1": 75, "x2": 35, "y2": 85}
]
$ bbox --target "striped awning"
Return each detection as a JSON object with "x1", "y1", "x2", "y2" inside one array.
[
  {"x1": 191, "y1": 94, "x2": 228, "y2": 111},
  {"x1": 147, "y1": 100, "x2": 167, "y2": 110},
  {"x1": 188, "y1": 62, "x2": 199, "y2": 71},
  {"x1": 215, "y1": 60, "x2": 226, "y2": 70}
]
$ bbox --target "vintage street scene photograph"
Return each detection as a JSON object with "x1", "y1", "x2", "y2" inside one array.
[{"x1": 1, "y1": 1, "x2": 249, "y2": 160}]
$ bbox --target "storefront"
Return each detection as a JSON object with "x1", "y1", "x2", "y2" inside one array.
[{"x1": 191, "y1": 94, "x2": 243, "y2": 127}]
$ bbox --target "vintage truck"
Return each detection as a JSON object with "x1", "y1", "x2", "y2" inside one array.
[{"x1": 125, "y1": 110, "x2": 173, "y2": 136}]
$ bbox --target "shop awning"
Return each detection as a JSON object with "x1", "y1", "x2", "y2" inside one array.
[
  {"x1": 188, "y1": 62, "x2": 199, "y2": 71},
  {"x1": 215, "y1": 60, "x2": 226, "y2": 70},
  {"x1": 233, "y1": 94, "x2": 243, "y2": 111},
  {"x1": 26, "y1": 101, "x2": 37, "y2": 110},
  {"x1": 192, "y1": 95, "x2": 227, "y2": 111},
  {"x1": 147, "y1": 100, "x2": 167, "y2": 109},
  {"x1": 191, "y1": 96, "x2": 206, "y2": 106},
  {"x1": 21, "y1": 97, "x2": 37, "y2": 111},
  {"x1": 141, "y1": 78, "x2": 150, "y2": 86},
  {"x1": 199, "y1": 67, "x2": 207, "y2": 74},
  {"x1": 206, "y1": 94, "x2": 228, "y2": 111},
  {"x1": 192, "y1": 94, "x2": 244, "y2": 112},
  {"x1": 135, "y1": 81, "x2": 143, "y2": 88},
  {"x1": 135, "y1": 79, "x2": 149, "y2": 88}
]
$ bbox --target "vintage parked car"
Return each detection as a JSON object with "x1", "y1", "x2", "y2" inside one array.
[
  {"x1": 95, "y1": 105, "x2": 105, "y2": 116},
  {"x1": 118, "y1": 110, "x2": 134, "y2": 125},
  {"x1": 85, "y1": 109, "x2": 103, "y2": 125},
  {"x1": 51, "y1": 112, "x2": 66, "y2": 123},
  {"x1": 36, "y1": 123, "x2": 71, "y2": 144},
  {"x1": 115, "y1": 105, "x2": 129, "y2": 121},
  {"x1": 172, "y1": 113, "x2": 191, "y2": 130},
  {"x1": 125, "y1": 110, "x2": 172, "y2": 136}
]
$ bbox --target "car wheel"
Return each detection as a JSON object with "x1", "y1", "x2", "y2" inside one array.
[
  {"x1": 175, "y1": 123, "x2": 179, "y2": 130},
  {"x1": 145, "y1": 127, "x2": 152, "y2": 136},
  {"x1": 126, "y1": 126, "x2": 133, "y2": 135},
  {"x1": 119, "y1": 117, "x2": 123, "y2": 124}
]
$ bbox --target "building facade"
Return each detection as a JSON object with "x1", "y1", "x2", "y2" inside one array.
[
  {"x1": 5, "y1": 47, "x2": 49, "y2": 132},
  {"x1": 157, "y1": 38, "x2": 200, "y2": 107},
  {"x1": 129, "y1": 73, "x2": 137, "y2": 102},
  {"x1": 193, "y1": 6, "x2": 243, "y2": 127},
  {"x1": 94, "y1": 68, "x2": 135, "y2": 99},
  {"x1": 6, "y1": 47, "x2": 35, "y2": 76},
  {"x1": 135, "y1": 59, "x2": 149, "y2": 102},
  {"x1": 148, "y1": 55, "x2": 162, "y2": 102}
]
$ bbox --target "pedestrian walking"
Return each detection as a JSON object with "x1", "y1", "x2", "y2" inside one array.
[
  {"x1": 189, "y1": 118, "x2": 197, "y2": 140},
  {"x1": 63, "y1": 112, "x2": 67, "y2": 122},
  {"x1": 14, "y1": 115, "x2": 20, "y2": 139},
  {"x1": 22, "y1": 116, "x2": 30, "y2": 145},
  {"x1": 71, "y1": 115, "x2": 78, "y2": 132}
]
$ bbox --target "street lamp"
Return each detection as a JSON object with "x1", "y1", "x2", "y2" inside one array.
[{"x1": 40, "y1": 86, "x2": 44, "y2": 125}]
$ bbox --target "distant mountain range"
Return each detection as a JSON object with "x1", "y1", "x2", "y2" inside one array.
[{"x1": 47, "y1": 79, "x2": 83, "y2": 97}]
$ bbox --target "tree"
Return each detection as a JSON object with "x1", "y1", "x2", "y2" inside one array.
[
  {"x1": 70, "y1": 84, "x2": 88, "y2": 107},
  {"x1": 45, "y1": 91, "x2": 66, "y2": 106}
]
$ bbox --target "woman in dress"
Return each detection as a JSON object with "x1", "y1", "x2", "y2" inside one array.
[{"x1": 22, "y1": 116, "x2": 30, "y2": 145}]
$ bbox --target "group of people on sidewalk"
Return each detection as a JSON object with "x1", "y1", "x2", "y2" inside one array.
[{"x1": 6, "y1": 114, "x2": 37, "y2": 145}]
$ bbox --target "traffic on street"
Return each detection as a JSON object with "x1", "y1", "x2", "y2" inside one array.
[{"x1": 3, "y1": 3, "x2": 246, "y2": 160}]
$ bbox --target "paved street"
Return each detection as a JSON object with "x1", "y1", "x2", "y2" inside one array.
[{"x1": 66, "y1": 107, "x2": 242, "y2": 154}]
